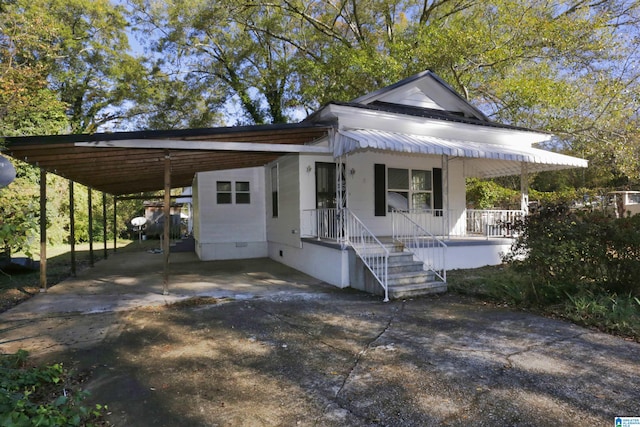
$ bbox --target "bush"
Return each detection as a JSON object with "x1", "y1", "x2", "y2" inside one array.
[
  {"x1": 505, "y1": 204, "x2": 640, "y2": 304},
  {"x1": 0, "y1": 350, "x2": 108, "y2": 426}
]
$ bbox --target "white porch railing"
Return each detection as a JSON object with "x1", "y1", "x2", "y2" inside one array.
[
  {"x1": 301, "y1": 208, "x2": 340, "y2": 240},
  {"x1": 460, "y1": 209, "x2": 523, "y2": 238},
  {"x1": 391, "y1": 210, "x2": 447, "y2": 282},
  {"x1": 396, "y1": 209, "x2": 524, "y2": 239},
  {"x1": 344, "y1": 208, "x2": 389, "y2": 302}
]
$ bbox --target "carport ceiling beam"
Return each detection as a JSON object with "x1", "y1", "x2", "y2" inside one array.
[{"x1": 75, "y1": 140, "x2": 331, "y2": 153}]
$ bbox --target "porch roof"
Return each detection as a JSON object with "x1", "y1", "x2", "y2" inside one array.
[{"x1": 336, "y1": 129, "x2": 588, "y2": 178}]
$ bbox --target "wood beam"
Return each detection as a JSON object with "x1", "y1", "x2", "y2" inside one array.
[
  {"x1": 75, "y1": 140, "x2": 331, "y2": 153},
  {"x1": 39, "y1": 169, "x2": 47, "y2": 291},
  {"x1": 163, "y1": 151, "x2": 171, "y2": 295},
  {"x1": 103, "y1": 192, "x2": 107, "y2": 259},
  {"x1": 88, "y1": 187, "x2": 94, "y2": 267},
  {"x1": 113, "y1": 195, "x2": 117, "y2": 252},
  {"x1": 69, "y1": 180, "x2": 76, "y2": 276}
]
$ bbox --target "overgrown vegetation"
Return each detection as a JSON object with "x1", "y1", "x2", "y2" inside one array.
[
  {"x1": 448, "y1": 205, "x2": 640, "y2": 341},
  {"x1": 0, "y1": 350, "x2": 108, "y2": 426}
]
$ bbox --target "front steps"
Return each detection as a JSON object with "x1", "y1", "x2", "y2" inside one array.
[
  {"x1": 387, "y1": 251, "x2": 447, "y2": 299},
  {"x1": 348, "y1": 243, "x2": 447, "y2": 300}
]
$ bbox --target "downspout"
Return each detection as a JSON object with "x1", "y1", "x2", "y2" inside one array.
[
  {"x1": 520, "y1": 163, "x2": 529, "y2": 215},
  {"x1": 442, "y1": 154, "x2": 449, "y2": 238}
]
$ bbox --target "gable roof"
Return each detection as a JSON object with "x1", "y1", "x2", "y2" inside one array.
[{"x1": 350, "y1": 70, "x2": 489, "y2": 121}]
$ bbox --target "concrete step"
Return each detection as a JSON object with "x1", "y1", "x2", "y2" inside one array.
[
  {"x1": 387, "y1": 262, "x2": 425, "y2": 274},
  {"x1": 388, "y1": 270, "x2": 436, "y2": 286},
  {"x1": 387, "y1": 252, "x2": 416, "y2": 264},
  {"x1": 389, "y1": 281, "x2": 447, "y2": 299}
]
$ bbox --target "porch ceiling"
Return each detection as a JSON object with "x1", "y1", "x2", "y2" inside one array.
[
  {"x1": 336, "y1": 129, "x2": 588, "y2": 178},
  {"x1": 1, "y1": 124, "x2": 330, "y2": 195}
]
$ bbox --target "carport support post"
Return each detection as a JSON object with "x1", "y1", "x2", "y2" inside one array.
[
  {"x1": 39, "y1": 169, "x2": 47, "y2": 291},
  {"x1": 102, "y1": 192, "x2": 107, "y2": 259},
  {"x1": 163, "y1": 151, "x2": 171, "y2": 295},
  {"x1": 88, "y1": 187, "x2": 94, "y2": 267},
  {"x1": 69, "y1": 180, "x2": 76, "y2": 276},
  {"x1": 113, "y1": 196, "x2": 117, "y2": 252}
]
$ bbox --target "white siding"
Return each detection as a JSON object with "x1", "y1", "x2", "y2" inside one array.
[
  {"x1": 193, "y1": 167, "x2": 267, "y2": 260},
  {"x1": 344, "y1": 150, "x2": 460, "y2": 236},
  {"x1": 266, "y1": 155, "x2": 301, "y2": 248}
]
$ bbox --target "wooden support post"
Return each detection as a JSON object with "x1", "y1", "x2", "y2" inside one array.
[
  {"x1": 39, "y1": 169, "x2": 47, "y2": 291},
  {"x1": 88, "y1": 187, "x2": 94, "y2": 267},
  {"x1": 163, "y1": 151, "x2": 171, "y2": 295},
  {"x1": 113, "y1": 195, "x2": 117, "y2": 252},
  {"x1": 103, "y1": 192, "x2": 108, "y2": 259},
  {"x1": 69, "y1": 180, "x2": 76, "y2": 276}
]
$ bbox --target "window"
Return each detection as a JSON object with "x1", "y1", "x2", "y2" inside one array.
[
  {"x1": 216, "y1": 181, "x2": 232, "y2": 204},
  {"x1": 217, "y1": 180, "x2": 250, "y2": 204},
  {"x1": 271, "y1": 166, "x2": 278, "y2": 217},
  {"x1": 387, "y1": 168, "x2": 431, "y2": 212},
  {"x1": 235, "y1": 181, "x2": 250, "y2": 204},
  {"x1": 627, "y1": 193, "x2": 640, "y2": 205}
]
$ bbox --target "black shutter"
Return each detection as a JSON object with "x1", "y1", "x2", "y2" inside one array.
[
  {"x1": 374, "y1": 164, "x2": 386, "y2": 216},
  {"x1": 433, "y1": 168, "x2": 443, "y2": 215}
]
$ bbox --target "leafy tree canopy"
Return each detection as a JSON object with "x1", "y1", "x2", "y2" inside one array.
[{"x1": 127, "y1": 0, "x2": 640, "y2": 187}]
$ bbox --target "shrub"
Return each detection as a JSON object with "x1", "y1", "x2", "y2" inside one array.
[
  {"x1": 0, "y1": 350, "x2": 108, "y2": 426},
  {"x1": 505, "y1": 204, "x2": 640, "y2": 304}
]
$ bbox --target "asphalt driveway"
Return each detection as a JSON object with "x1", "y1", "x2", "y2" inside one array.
[{"x1": 0, "y1": 250, "x2": 638, "y2": 426}]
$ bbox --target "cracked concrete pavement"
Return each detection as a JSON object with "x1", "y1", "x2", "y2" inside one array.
[{"x1": 0, "y1": 250, "x2": 638, "y2": 426}]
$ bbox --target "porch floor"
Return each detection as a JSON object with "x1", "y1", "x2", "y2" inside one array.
[{"x1": 302, "y1": 235, "x2": 514, "y2": 248}]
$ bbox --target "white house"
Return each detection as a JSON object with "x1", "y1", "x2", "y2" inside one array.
[{"x1": 191, "y1": 71, "x2": 588, "y2": 301}]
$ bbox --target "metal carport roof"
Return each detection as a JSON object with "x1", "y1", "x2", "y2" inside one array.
[{"x1": 1, "y1": 123, "x2": 331, "y2": 195}]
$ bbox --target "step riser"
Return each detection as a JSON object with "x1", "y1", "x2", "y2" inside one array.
[
  {"x1": 388, "y1": 264, "x2": 425, "y2": 274},
  {"x1": 389, "y1": 273, "x2": 436, "y2": 286},
  {"x1": 388, "y1": 254, "x2": 417, "y2": 265},
  {"x1": 389, "y1": 283, "x2": 447, "y2": 299}
]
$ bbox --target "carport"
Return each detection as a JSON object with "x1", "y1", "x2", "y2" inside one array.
[{"x1": 1, "y1": 123, "x2": 330, "y2": 292}]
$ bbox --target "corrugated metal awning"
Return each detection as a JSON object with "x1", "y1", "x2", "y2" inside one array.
[{"x1": 336, "y1": 129, "x2": 588, "y2": 178}]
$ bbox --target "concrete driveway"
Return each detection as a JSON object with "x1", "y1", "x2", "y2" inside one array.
[{"x1": 0, "y1": 249, "x2": 638, "y2": 426}]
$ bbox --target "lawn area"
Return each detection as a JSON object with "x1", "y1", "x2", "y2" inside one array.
[
  {"x1": 447, "y1": 264, "x2": 640, "y2": 342},
  {"x1": 0, "y1": 239, "x2": 161, "y2": 313}
]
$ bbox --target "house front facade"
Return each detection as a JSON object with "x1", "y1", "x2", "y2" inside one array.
[{"x1": 191, "y1": 71, "x2": 588, "y2": 300}]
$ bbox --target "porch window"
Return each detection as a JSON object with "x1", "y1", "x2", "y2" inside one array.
[
  {"x1": 216, "y1": 181, "x2": 232, "y2": 204},
  {"x1": 235, "y1": 181, "x2": 250, "y2": 204},
  {"x1": 387, "y1": 168, "x2": 431, "y2": 212}
]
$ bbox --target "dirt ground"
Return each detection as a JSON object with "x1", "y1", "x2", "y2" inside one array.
[{"x1": 1, "y1": 252, "x2": 639, "y2": 426}]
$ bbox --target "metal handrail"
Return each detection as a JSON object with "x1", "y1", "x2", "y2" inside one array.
[
  {"x1": 392, "y1": 209, "x2": 447, "y2": 282},
  {"x1": 343, "y1": 208, "x2": 390, "y2": 302}
]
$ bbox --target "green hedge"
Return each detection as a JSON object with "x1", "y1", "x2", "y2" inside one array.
[{"x1": 506, "y1": 205, "x2": 640, "y2": 304}]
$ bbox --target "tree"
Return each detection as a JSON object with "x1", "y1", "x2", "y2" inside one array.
[
  {"x1": 128, "y1": 0, "x2": 309, "y2": 125},
  {"x1": 0, "y1": 0, "x2": 69, "y2": 136},
  {"x1": 128, "y1": 0, "x2": 640, "y2": 187}
]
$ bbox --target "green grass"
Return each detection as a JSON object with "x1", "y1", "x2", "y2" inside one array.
[{"x1": 447, "y1": 265, "x2": 640, "y2": 342}]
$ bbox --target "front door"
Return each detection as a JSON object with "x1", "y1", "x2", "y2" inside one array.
[{"x1": 315, "y1": 162, "x2": 336, "y2": 209}]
